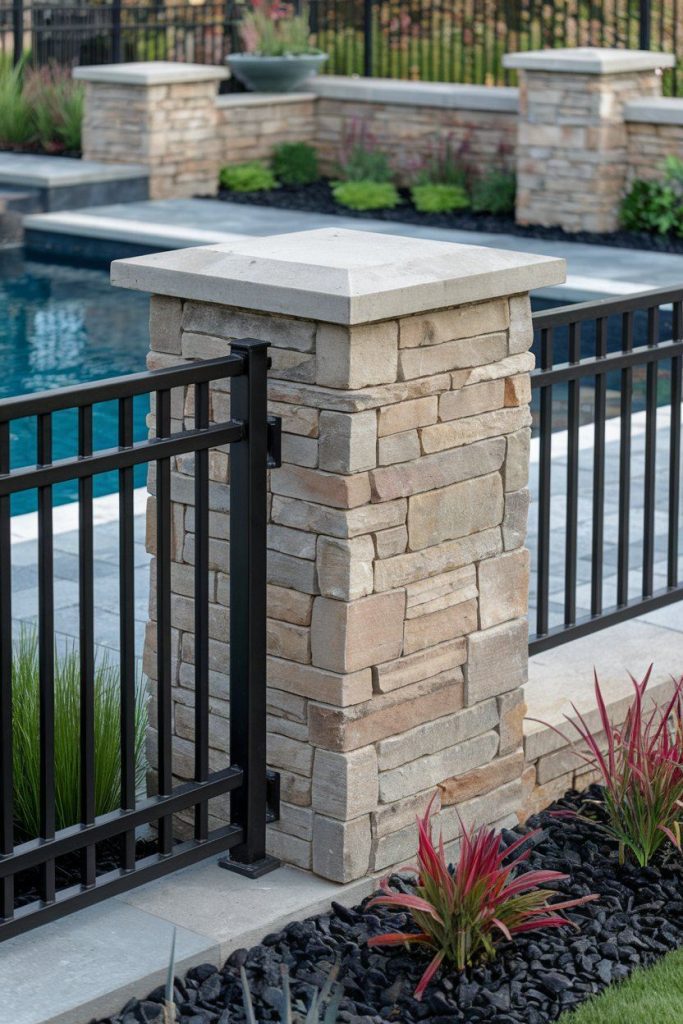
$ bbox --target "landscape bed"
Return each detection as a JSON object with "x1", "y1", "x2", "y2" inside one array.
[
  {"x1": 215, "y1": 181, "x2": 683, "y2": 256},
  {"x1": 92, "y1": 785, "x2": 683, "y2": 1024}
]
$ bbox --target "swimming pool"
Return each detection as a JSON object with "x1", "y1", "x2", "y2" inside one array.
[{"x1": 0, "y1": 250, "x2": 151, "y2": 515}]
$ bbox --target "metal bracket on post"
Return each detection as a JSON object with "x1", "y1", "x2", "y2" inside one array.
[{"x1": 267, "y1": 415, "x2": 282, "y2": 469}]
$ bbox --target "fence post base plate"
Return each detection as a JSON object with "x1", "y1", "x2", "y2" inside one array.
[{"x1": 218, "y1": 854, "x2": 281, "y2": 879}]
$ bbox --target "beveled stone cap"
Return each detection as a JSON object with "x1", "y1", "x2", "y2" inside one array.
[
  {"x1": 625, "y1": 96, "x2": 683, "y2": 125},
  {"x1": 503, "y1": 46, "x2": 675, "y2": 75},
  {"x1": 111, "y1": 228, "x2": 566, "y2": 324},
  {"x1": 74, "y1": 61, "x2": 228, "y2": 85}
]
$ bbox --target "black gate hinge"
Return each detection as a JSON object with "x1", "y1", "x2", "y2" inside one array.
[
  {"x1": 267, "y1": 415, "x2": 282, "y2": 469},
  {"x1": 266, "y1": 769, "x2": 281, "y2": 824}
]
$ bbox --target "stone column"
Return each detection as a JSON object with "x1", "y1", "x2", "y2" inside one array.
[
  {"x1": 112, "y1": 228, "x2": 565, "y2": 883},
  {"x1": 504, "y1": 47, "x2": 675, "y2": 232},
  {"x1": 74, "y1": 62, "x2": 227, "y2": 200}
]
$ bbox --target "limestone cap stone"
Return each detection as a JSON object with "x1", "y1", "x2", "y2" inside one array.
[
  {"x1": 503, "y1": 46, "x2": 675, "y2": 75},
  {"x1": 625, "y1": 96, "x2": 683, "y2": 125},
  {"x1": 111, "y1": 228, "x2": 566, "y2": 325},
  {"x1": 74, "y1": 61, "x2": 228, "y2": 85}
]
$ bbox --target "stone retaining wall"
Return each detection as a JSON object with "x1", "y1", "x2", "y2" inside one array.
[
  {"x1": 216, "y1": 93, "x2": 316, "y2": 167},
  {"x1": 626, "y1": 97, "x2": 683, "y2": 181}
]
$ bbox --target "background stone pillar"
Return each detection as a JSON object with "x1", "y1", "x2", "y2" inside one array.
[
  {"x1": 112, "y1": 228, "x2": 565, "y2": 883},
  {"x1": 504, "y1": 47, "x2": 675, "y2": 232},
  {"x1": 74, "y1": 62, "x2": 227, "y2": 199}
]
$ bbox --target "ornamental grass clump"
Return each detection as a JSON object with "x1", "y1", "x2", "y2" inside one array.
[
  {"x1": 239, "y1": 1, "x2": 318, "y2": 56},
  {"x1": 539, "y1": 668, "x2": 683, "y2": 867},
  {"x1": 367, "y1": 795, "x2": 597, "y2": 999}
]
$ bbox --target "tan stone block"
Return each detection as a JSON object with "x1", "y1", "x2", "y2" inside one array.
[
  {"x1": 318, "y1": 410, "x2": 377, "y2": 474},
  {"x1": 270, "y1": 464, "x2": 371, "y2": 509},
  {"x1": 375, "y1": 528, "x2": 502, "y2": 591},
  {"x1": 405, "y1": 565, "x2": 477, "y2": 617},
  {"x1": 312, "y1": 814, "x2": 371, "y2": 882},
  {"x1": 374, "y1": 525, "x2": 408, "y2": 559},
  {"x1": 439, "y1": 380, "x2": 505, "y2": 421},
  {"x1": 379, "y1": 730, "x2": 499, "y2": 803},
  {"x1": 278, "y1": 769, "x2": 312, "y2": 807},
  {"x1": 183, "y1": 303, "x2": 315, "y2": 352},
  {"x1": 518, "y1": 767, "x2": 573, "y2": 823},
  {"x1": 508, "y1": 294, "x2": 534, "y2": 354},
  {"x1": 268, "y1": 524, "x2": 316, "y2": 560},
  {"x1": 505, "y1": 428, "x2": 531, "y2": 491},
  {"x1": 408, "y1": 472, "x2": 503, "y2": 551},
  {"x1": 150, "y1": 295, "x2": 182, "y2": 354},
  {"x1": 421, "y1": 407, "x2": 531, "y2": 455},
  {"x1": 466, "y1": 351, "x2": 535, "y2": 384},
  {"x1": 268, "y1": 659, "x2": 372, "y2": 706},
  {"x1": 377, "y1": 396, "x2": 438, "y2": 436},
  {"x1": 268, "y1": 585, "x2": 313, "y2": 626},
  {"x1": 372, "y1": 638, "x2": 467, "y2": 694},
  {"x1": 398, "y1": 333, "x2": 508, "y2": 381},
  {"x1": 439, "y1": 751, "x2": 523, "y2": 806},
  {"x1": 399, "y1": 300, "x2": 509, "y2": 348},
  {"x1": 403, "y1": 598, "x2": 478, "y2": 655},
  {"x1": 372, "y1": 788, "x2": 439, "y2": 840},
  {"x1": 267, "y1": 829, "x2": 311, "y2": 870},
  {"x1": 316, "y1": 535, "x2": 375, "y2": 601},
  {"x1": 316, "y1": 321, "x2": 398, "y2": 388},
  {"x1": 267, "y1": 619, "x2": 311, "y2": 664},
  {"x1": 268, "y1": 400, "x2": 319, "y2": 438},
  {"x1": 311, "y1": 591, "x2": 405, "y2": 673},
  {"x1": 466, "y1": 619, "x2": 528, "y2": 704},
  {"x1": 309, "y1": 675, "x2": 463, "y2": 752},
  {"x1": 370, "y1": 437, "x2": 505, "y2": 502},
  {"x1": 503, "y1": 488, "x2": 530, "y2": 551},
  {"x1": 312, "y1": 746, "x2": 378, "y2": 820},
  {"x1": 377, "y1": 699, "x2": 498, "y2": 770},
  {"x1": 505, "y1": 374, "x2": 531, "y2": 407},
  {"x1": 498, "y1": 690, "x2": 527, "y2": 756},
  {"x1": 478, "y1": 549, "x2": 530, "y2": 630},
  {"x1": 272, "y1": 495, "x2": 407, "y2": 540},
  {"x1": 537, "y1": 742, "x2": 587, "y2": 785},
  {"x1": 269, "y1": 732, "x2": 314, "y2": 775},
  {"x1": 268, "y1": 551, "x2": 318, "y2": 594},
  {"x1": 281, "y1": 432, "x2": 318, "y2": 468},
  {"x1": 378, "y1": 429, "x2": 421, "y2": 466}
]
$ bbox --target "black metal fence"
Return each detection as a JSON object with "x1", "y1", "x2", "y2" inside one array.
[
  {"x1": 0, "y1": 342, "x2": 277, "y2": 941},
  {"x1": 529, "y1": 286, "x2": 683, "y2": 654},
  {"x1": 1, "y1": 1, "x2": 681, "y2": 93}
]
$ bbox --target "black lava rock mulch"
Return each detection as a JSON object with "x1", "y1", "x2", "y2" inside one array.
[
  {"x1": 213, "y1": 180, "x2": 683, "y2": 255},
  {"x1": 93, "y1": 785, "x2": 683, "y2": 1024}
]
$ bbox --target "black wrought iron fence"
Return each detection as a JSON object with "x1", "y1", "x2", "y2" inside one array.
[
  {"x1": 0, "y1": 342, "x2": 278, "y2": 941},
  {"x1": 529, "y1": 287, "x2": 683, "y2": 654},
  {"x1": 1, "y1": 1, "x2": 680, "y2": 93}
]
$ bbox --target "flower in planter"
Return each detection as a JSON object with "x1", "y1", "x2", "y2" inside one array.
[
  {"x1": 239, "y1": 1, "x2": 320, "y2": 57},
  {"x1": 367, "y1": 794, "x2": 598, "y2": 999}
]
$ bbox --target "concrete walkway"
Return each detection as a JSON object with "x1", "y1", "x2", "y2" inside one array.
[{"x1": 25, "y1": 198, "x2": 683, "y2": 299}]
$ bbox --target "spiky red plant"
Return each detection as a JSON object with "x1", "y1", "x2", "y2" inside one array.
[
  {"x1": 367, "y1": 795, "x2": 597, "y2": 999},
  {"x1": 537, "y1": 667, "x2": 683, "y2": 866}
]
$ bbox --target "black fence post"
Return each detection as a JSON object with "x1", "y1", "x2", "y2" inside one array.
[
  {"x1": 12, "y1": 0, "x2": 23, "y2": 66},
  {"x1": 639, "y1": 0, "x2": 651, "y2": 49},
  {"x1": 363, "y1": 0, "x2": 373, "y2": 77},
  {"x1": 112, "y1": 0, "x2": 122, "y2": 62},
  {"x1": 220, "y1": 339, "x2": 279, "y2": 878}
]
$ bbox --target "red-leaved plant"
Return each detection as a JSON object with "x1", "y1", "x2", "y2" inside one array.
[
  {"x1": 536, "y1": 667, "x2": 683, "y2": 867},
  {"x1": 367, "y1": 795, "x2": 597, "y2": 999}
]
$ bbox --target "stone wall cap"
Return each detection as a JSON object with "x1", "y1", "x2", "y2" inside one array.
[
  {"x1": 503, "y1": 46, "x2": 675, "y2": 74},
  {"x1": 310, "y1": 76, "x2": 518, "y2": 113},
  {"x1": 111, "y1": 228, "x2": 566, "y2": 325},
  {"x1": 625, "y1": 96, "x2": 683, "y2": 125},
  {"x1": 216, "y1": 91, "x2": 315, "y2": 108},
  {"x1": 73, "y1": 61, "x2": 228, "y2": 85}
]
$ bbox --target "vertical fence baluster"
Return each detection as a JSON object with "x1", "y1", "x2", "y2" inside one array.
[
  {"x1": 0, "y1": 420, "x2": 13, "y2": 921},
  {"x1": 194, "y1": 382, "x2": 210, "y2": 842},
  {"x1": 78, "y1": 405, "x2": 96, "y2": 888},
  {"x1": 37, "y1": 412, "x2": 56, "y2": 903},
  {"x1": 224, "y1": 340, "x2": 273, "y2": 874},
  {"x1": 643, "y1": 305, "x2": 659, "y2": 597},
  {"x1": 119, "y1": 396, "x2": 136, "y2": 870},
  {"x1": 536, "y1": 326, "x2": 553, "y2": 639},
  {"x1": 591, "y1": 316, "x2": 607, "y2": 615},
  {"x1": 156, "y1": 389, "x2": 173, "y2": 856},
  {"x1": 565, "y1": 321, "x2": 581, "y2": 626},
  {"x1": 617, "y1": 310, "x2": 634, "y2": 606},
  {"x1": 668, "y1": 300, "x2": 683, "y2": 588}
]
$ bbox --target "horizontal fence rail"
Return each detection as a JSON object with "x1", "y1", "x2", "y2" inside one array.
[
  {"x1": 0, "y1": 343, "x2": 274, "y2": 940},
  {"x1": 529, "y1": 286, "x2": 683, "y2": 654},
  {"x1": 0, "y1": 1, "x2": 680, "y2": 94}
]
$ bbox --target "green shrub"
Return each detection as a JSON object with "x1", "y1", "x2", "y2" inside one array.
[
  {"x1": 11, "y1": 629, "x2": 147, "y2": 839},
  {"x1": 471, "y1": 170, "x2": 516, "y2": 215},
  {"x1": 272, "y1": 141, "x2": 319, "y2": 186},
  {"x1": 338, "y1": 144, "x2": 392, "y2": 183},
  {"x1": 220, "y1": 161, "x2": 277, "y2": 192},
  {"x1": 24, "y1": 65, "x2": 84, "y2": 153},
  {"x1": 332, "y1": 180, "x2": 400, "y2": 211},
  {"x1": 411, "y1": 182, "x2": 469, "y2": 214},
  {"x1": 0, "y1": 60, "x2": 34, "y2": 147},
  {"x1": 621, "y1": 156, "x2": 683, "y2": 235}
]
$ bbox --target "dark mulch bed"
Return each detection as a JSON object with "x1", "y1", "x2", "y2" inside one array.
[
  {"x1": 92, "y1": 785, "x2": 683, "y2": 1024},
  {"x1": 0, "y1": 144, "x2": 81, "y2": 159},
  {"x1": 215, "y1": 180, "x2": 683, "y2": 255}
]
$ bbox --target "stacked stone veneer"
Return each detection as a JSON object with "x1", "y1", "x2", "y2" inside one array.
[
  {"x1": 215, "y1": 93, "x2": 316, "y2": 166},
  {"x1": 113, "y1": 228, "x2": 565, "y2": 883},
  {"x1": 505, "y1": 48, "x2": 675, "y2": 233},
  {"x1": 625, "y1": 97, "x2": 683, "y2": 181}
]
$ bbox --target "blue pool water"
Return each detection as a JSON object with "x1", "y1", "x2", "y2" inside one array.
[{"x1": 0, "y1": 251, "x2": 151, "y2": 515}]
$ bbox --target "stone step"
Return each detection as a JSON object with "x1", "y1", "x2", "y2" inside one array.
[{"x1": 0, "y1": 152, "x2": 149, "y2": 213}]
